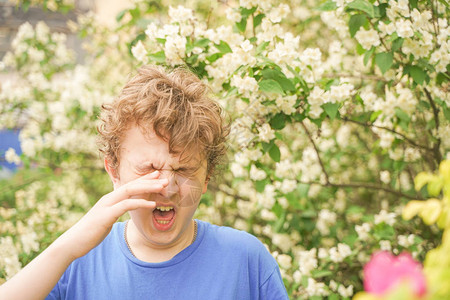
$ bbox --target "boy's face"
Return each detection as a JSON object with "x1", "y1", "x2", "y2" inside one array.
[{"x1": 106, "y1": 125, "x2": 208, "y2": 247}]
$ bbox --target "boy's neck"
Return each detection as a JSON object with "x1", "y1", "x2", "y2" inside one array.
[{"x1": 125, "y1": 219, "x2": 196, "y2": 263}]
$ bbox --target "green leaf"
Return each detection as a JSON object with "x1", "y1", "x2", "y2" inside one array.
[
  {"x1": 206, "y1": 53, "x2": 222, "y2": 63},
  {"x1": 194, "y1": 38, "x2": 210, "y2": 48},
  {"x1": 409, "y1": 65, "x2": 426, "y2": 85},
  {"x1": 323, "y1": 102, "x2": 340, "y2": 120},
  {"x1": 236, "y1": 18, "x2": 247, "y2": 32},
  {"x1": 116, "y1": 9, "x2": 127, "y2": 22},
  {"x1": 394, "y1": 107, "x2": 410, "y2": 122},
  {"x1": 269, "y1": 144, "x2": 281, "y2": 162},
  {"x1": 258, "y1": 79, "x2": 284, "y2": 94},
  {"x1": 261, "y1": 142, "x2": 272, "y2": 153},
  {"x1": 253, "y1": 14, "x2": 265, "y2": 28},
  {"x1": 270, "y1": 113, "x2": 286, "y2": 130},
  {"x1": 443, "y1": 106, "x2": 450, "y2": 121},
  {"x1": 374, "y1": 3, "x2": 388, "y2": 18},
  {"x1": 409, "y1": 0, "x2": 418, "y2": 9},
  {"x1": 391, "y1": 37, "x2": 404, "y2": 52},
  {"x1": 349, "y1": 14, "x2": 367, "y2": 37},
  {"x1": 373, "y1": 223, "x2": 395, "y2": 240},
  {"x1": 256, "y1": 41, "x2": 270, "y2": 55},
  {"x1": 363, "y1": 47, "x2": 375, "y2": 66},
  {"x1": 261, "y1": 68, "x2": 296, "y2": 92},
  {"x1": 240, "y1": 7, "x2": 257, "y2": 17},
  {"x1": 375, "y1": 52, "x2": 393, "y2": 74},
  {"x1": 185, "y1": 40, "x2": 194, "y2": 53},
  {"x1": 346, "y1": 0, "x2": 375, "y2": 18},
  {"x1": 316, "y1": 0, "x2": 337, "y2": 11},
  {"x1": 328, "y1": 294, "x2": 340, "y2": 300},
  {"x1": 255, "y1": 180, "x2": 267, "y2": 193},
  {"x1": 148, "y1": 51, "x2": 166, "y2": 63},
  {"x1": 215, "y1": 41, "x2": 232, "y2": 54},
  {"x1": 155, "y1": 38, "x2": 166, "y2": 45},
  {"x1": 370, "y1": 110, "x2": 382, "y2": 122},
  {"x1": 311, "y1": 270, "x2": 333, "y2": 278}
]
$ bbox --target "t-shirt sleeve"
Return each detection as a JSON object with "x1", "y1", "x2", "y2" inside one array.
[{"x1": 259, "y1": 266, "x2": 290, "y2": 300}]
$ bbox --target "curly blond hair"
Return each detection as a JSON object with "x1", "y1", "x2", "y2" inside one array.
[{"x1": 97, "y1": 65, "x2": 229, "y2": 177}]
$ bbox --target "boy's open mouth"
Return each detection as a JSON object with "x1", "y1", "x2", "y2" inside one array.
[{"x1": 152, "y1": 205, "x2": 176, "y2": 230}]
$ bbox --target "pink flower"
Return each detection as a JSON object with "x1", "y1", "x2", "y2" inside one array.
[{"x1": 364, "y1": 251, "x2": 426, "y2": 297}]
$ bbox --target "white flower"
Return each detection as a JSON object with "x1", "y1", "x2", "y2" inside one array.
[
  {"x1": 318, "y1": 248, "x2": 328, "y2": 259},
  {"x1": 300, "y1": 48, "x2": 322, "y2": 66},
  {"x1": 380, "y1": 170, "x2": 391, "y2": 184},
  {"x1": 5, "y1": 148, "x2": 21, "y2": 165},
  {"x1": 279, "y1": 179, "x2": 297, "y2": 194},
  {"x1": 404, "y1": 148, "x2": 420, "y2": 162},
  {"x1": 249, "y1": 164, "x2": 267, "y2": 181},
  {"x1": 230, "y1": 162, "x2": 247, "y2": 177},
  {"x1": 336, "y1": 124, "x2": 352, "y2": 148},
  {"x1": 275, "y1": 95, "x2": 297, "y2": 115},
  {"x1": 277, "y1": 254, "x2": 292, "y2": 269},
  {"x1": 35, "y1": 21, "x2": 50, "y2": 43},
  {"x1": 378, "y1": 21, "x2": 396, "y2": 36},
  {"x1": 231, "y1": 75, "x2": 258, "y2": 95},
  {"x1": 165, "y1": 35, "x2": 186, "y2": 64},
  {"x1": 225, "y1": 7, "x2": 242, "y2": 23},
  {"x1": 241, "y1": 40, "x2": 253, "y2": 52},
  {"x1": 329, "y1": 280, "x2": 338, "y2": 291},
  {"x1": 395, "y1": 19, "x2": 414, "y2": 38},
  {"x1": 316, "y1": 209, "x2": 337, "y2": 235},
  {"x1": 272, "y1": 233, "x2": 293, "y2": 253},
  {"x1": 168, "y1": 5, "x2": 193, "y2": 23},
  {"x1": 258, "y1": 123, "x2": 275, "y2": 142},
  {"x1": 296, "y1": 248, "x2": 318, "y2": 276},
  {"x1": 20, "y1": 231, "x2": 39, "y2": 254},
  {"x1": 275, "y1": 159, "x2": 294, "y2": 178},
  {"x1": 293, "y1": 270, "x2": 302, "y2": 283},
  {"x1": 338, "y1": 284, "x2": 354, "y2": 297},
  {"x1": 398, "y1": 234, "x2": 415, "y2": 248},
  {"x1": 261, "y1": 209, "x2": 276, "y2": 221},
  {"x1": 306, "y1": 278, "x2": 330, "y2": 297},
  {"x1": 355, "y1": 28, "x2": 380, "y2": 50},
  {"x1": 267, "y1": 4, "x2": 290, "y2": 23},
  {"x1": 131, "y1": 40, "x2": 148, "y2": 62},
  {"x1": 145, "y1": 23, "x2": 158, "y2": 40},
  {"x1": 329, "y1": 243, "x2": 352, "y2": 263},
  {"x1": 380, "y1": 240, "x2": 392, "y2": 251},
  {"x1": 355, "y1": 223, "x2": 371, "y2": 240},
  {"x1": 374, "y1": 210, "x2": 396, "y2": 226}
]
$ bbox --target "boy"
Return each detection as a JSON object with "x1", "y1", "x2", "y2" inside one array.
[{"x1": 0, "y1": 66, "x2": 289, "y2": 299}]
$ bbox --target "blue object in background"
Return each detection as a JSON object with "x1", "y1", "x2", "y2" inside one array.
[{"x1": 0, "y1": 129, "x2": 22, "y2": 173}]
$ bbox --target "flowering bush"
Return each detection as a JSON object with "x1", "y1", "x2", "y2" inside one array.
[{"x1": 0, "y1": 0, "x2": 449, "y2": 298}]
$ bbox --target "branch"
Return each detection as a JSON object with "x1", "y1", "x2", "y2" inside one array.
[
  {"x1": 424, "y1": 88, "x2": 442, "y2": 163},
  {"x1": 342, "y1": 117, "x2": 434, "y2": 152},
  {"x1": 302, "y1": 180, "x2": 422, "y2": 200},
  {"x1": 324, "y1": 73, "x2": 389, "y2": 83},
  {"x1": 300, "y1": 121, "x2": 330, "y2": 184}
]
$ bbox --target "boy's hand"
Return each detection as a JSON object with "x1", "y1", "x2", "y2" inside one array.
[{"x1": 55, "y1": 170, "x2": 167, "y2": 260}]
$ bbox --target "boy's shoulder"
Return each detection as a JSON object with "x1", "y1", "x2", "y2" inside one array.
[{"x1": 199, "y1": 220, "x2": 270, "y2": 255}]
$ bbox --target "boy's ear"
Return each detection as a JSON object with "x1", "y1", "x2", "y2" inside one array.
[
  {"x1": 202, "y1": 176, "x2": 210, "y2": 194},
  {"x1": 104, "y1": 157, "x2": 120, "y2": 189}
]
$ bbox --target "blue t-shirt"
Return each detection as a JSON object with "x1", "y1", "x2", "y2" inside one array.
[{"x1": 46, "y1": 220, "x2": 289, "y2": 300}]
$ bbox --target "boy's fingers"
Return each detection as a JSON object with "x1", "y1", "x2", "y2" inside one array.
[
  {"x1": 111, "y1": 181, "x2": 167, "y2": 204},
  {"x1": 111, "y1": 199, "x2": 156, "y2": 218},
  {"x1": 141, "y1": 170, "x2": 160, "y2": 179}
]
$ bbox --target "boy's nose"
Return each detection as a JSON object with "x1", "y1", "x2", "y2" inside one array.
[{"x1": 159, "y1": 170, "x2": 179, "y2": 198}]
